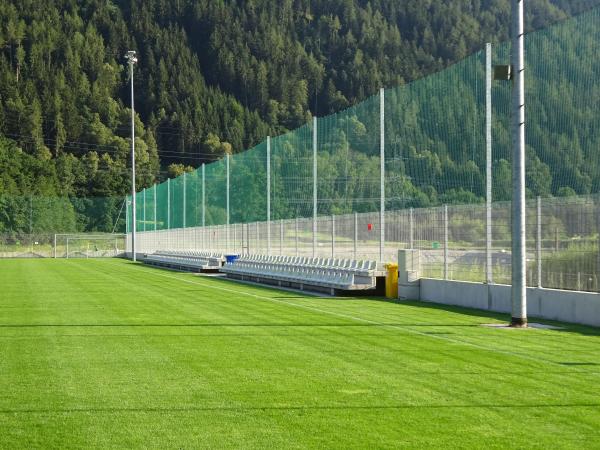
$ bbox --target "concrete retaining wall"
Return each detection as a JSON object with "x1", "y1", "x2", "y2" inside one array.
[{"x1": 419, "y1": 278, "x2": 600, "y2": 327}]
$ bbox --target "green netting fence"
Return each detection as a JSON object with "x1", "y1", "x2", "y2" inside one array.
[{"x1": 129, "y1": 7, "x2": 600, "y2": 236}]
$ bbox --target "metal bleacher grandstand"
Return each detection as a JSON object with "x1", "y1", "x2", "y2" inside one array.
[
  {"x1": 220, "y1": 255, "x2": 385, "y2": 295},
  {"x1": 143, "y1": 250, "x2": 224, "y2": 272}
]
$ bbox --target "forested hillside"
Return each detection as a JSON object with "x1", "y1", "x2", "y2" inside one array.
[{"x1": 0, "y1": 0, "x2": 598, "y2": 205}]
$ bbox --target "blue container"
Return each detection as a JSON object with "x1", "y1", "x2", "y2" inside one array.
[{"x1": 225, "y1": 254, "x2": 240, "y2": 264}]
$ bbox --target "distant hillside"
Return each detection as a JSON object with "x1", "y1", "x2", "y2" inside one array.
[{"x1": 0, "y1": 0, "x2": 598, "y2": 203}]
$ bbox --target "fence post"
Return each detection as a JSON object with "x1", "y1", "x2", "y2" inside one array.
[
  {"x1": 597, "y1": 199, "x2": 600, "y2": 292},
  {"x1": 143, "y1": 189, "x2": 146, "y2": 232},
  {"x1": 354, "y1": 212, "x2": 358, "y2": 260},
  {"x1": 226, "y1": 154, "x2": 230, "y2": 252},
  {"x1": 295, "y1": 217, "x2": 299, "y2": 257},
  {"x1": 183, "y1": 172, "x2": 187, "y2": 229},
  {"x1": 331, "y1": 214, "x2": 335, "y2": 258},
  {"x1": 256, "y1": 221, "x2": 260, "y2": 254},
  {"x1": 444, "y1": 204, "x2": 449, "y2": 280},
  {"x1": 313, "y1": 116, "x2": 318, "y2": 258},
  {"x1": 409, "y1": 208, "x2": 414, "y2": 249},
  {"x1": 126, "y1": 196, "x2": 129, "y2": 235},
  {"x1": 486, "y1": 42, "x2": 493, "y2": 285},
  {"x1": 267, "y1": 136, "x2": 271, "y2": 255},
  {"x1": 280, "y1": 219, "x2": 284, "y2": 255},
  {"x1": 510, "y1": 0, "x2": 527, "y2": 327},
  {"x1": 167, "y1": 178, "x2": 171, "y2": 230},
  {"x1": 153, "y1": 184, "x2": 157, "y2": 232},
  {"x1": 201, "y1": 164, "x2": 206, "y2": 250},
  {"x1": 379, "y1": 87, "x2": 385, "y2": 262},
  {"x1": 537, "y1": 196, "x2": 542, "y2": 288}
]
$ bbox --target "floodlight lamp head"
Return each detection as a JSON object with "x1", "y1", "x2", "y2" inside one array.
[{"x1": 125, "y1": 50, "x2": 138, "y2": 64}]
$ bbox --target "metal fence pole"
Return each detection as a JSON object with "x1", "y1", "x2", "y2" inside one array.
[
  {"x1": 226, "y1": 154, "x2": 230, "y2": 252},
  {"x1": 354, "y1": 212, "x2": 358, "y2": 259},
  {"x1": 486, "y1": 42, "x2": 493, "y2": 285},
  {"x1": 444, "y1": 205, "x2": 449, "y2": 280},
  {"x1": 153, "y1": 184, "x2": 157, "y2": 232},
  {"x1": 331, "y1": 214, "x2": 335, "y2": 258},
  {"x1": 313, "y1": 116, "x2": 318, "y2": 258},
  {"x1": 183, "y1": 172, "x2": 187, "y2": 229},
  {"x1": 537, "y1": 196, "x2": 542, "y2": 288},
  {"x1": 379, "y1": 87, "x2": 385, "y2": 262},
  {"x1": 295, "y1": 217, "x2": 299, "y2": 257},
  {"x1": 280, "y1": 219, "x2": 284, "y2": 255},
  {"x1": 267, "y1": 136, "x2": 271, "y2": 255},
  {"x1": 126, "y1": 195, "x2": 129, "y2": 236},
  {"x1": 597, "y1": 199, "x2": 600, "y2": 292},
  {"x1": 256, "y1": 221, "x2": 260, "y2": 254},
  {"x1": 167, "y1": 178, "x2": 171, "y2": 230},
  {"x1": 409, "y1": 208, "x2": 414, "y2": 249},
  {"x1": 511, "y1": 0, "x2": 527, "y2": 327},
  {"x1": 203, "y1": 171, "x2": 207, "y2": 248}
]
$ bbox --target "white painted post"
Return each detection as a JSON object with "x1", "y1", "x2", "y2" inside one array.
[
  {"x1": 153, "y1": 184, "x2": 157, "y2": 232},
  {"x1": 354, "y1": 212, "x2": 358, "y2": 260},
  {"x1": 331, "y1": 214, "x2": 335, "y2": 258},
  {"x1": 537, "y1": 196, "x2": 542, "y2": 288},
  {"x1": 183, "y1": 172, "x2": 187, "y2": 229},
  {"x1": 295, "y1": 217, "x2": 299, "y2": 257},
  {"x1": 444, "y1": 205, "x2": 449, "y2": 280},
  {"x1": 167, "y1": 178, "x2": 171, "y2": 230},
  {"x1": 379, "y1": 87, "x2": 385, "y2": 262},
  {"x1": 409, "y1": 208, "x2": 414, "y2": 249},
  {"x1": 202, "y1": 163, "x2": 206, "y2": 249},
  {"x1": 313, "y1": 117, "x2": 318, "y2": 258},
  {"x1": 511, "y1": 0, "x2": 527, "y2": 327},
  {"x1": 226, "y1": 154, "x2": 230, "y2": 252},
  {"x1": 143, "y1": 189, "x2": 146, "y2": 232},
  {"x1": 280, "y1": 219, "x2": 284, "y2": 255},
  {"x1": 486, "y1": 42, "x2": 493, "y2": 285},
  {"x1": 256, "y1": 221, "x2": 260, "y2": 254},
  {"x1": 267, "y1": 136, "x2": 271, "y2": 256}
]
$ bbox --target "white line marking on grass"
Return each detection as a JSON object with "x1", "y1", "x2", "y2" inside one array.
[{"x1": 102, "y1": 260, "x2": 587, "y2": 369}]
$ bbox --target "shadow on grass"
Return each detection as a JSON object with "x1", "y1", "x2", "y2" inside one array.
[
  {"x1": 559, "y1": 362, "x2": 599, "y2": 366},
  {"x1": 352, "y1": 298, "x2": 600, "y2": 337},
  {"x1": 3, "y1": 403, "x2": 600, "y2": 415},
  {"x1": 0, "y1": 322, "x2": 482, "y2": 328}
]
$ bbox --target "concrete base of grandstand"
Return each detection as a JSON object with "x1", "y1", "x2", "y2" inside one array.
[
  {"x1": 224, "y1": 271, "x2": 386, "y2": 297},
  {"x1": 418, "y1": 278, "x2": 600, "y2": 328}
]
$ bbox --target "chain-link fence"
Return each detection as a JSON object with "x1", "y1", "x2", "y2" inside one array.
[
  {"x1": 0, "y1": 195, "x2": 127, "y2": 258},
  {"x1": 132, "y1": 194, "x2": 600, "y2": 293}
]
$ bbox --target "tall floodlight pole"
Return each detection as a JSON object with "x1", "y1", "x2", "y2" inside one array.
[
  {"x1": 313, "y1": 117, "x2": 318, "y2": 257},
  {"x1": 226, "y1": 154, "x2": 230, "y2": 251},
  {"x1": 126, "y1": 50, "x2": 138, "y2": 261},
  {"x1": 486, "y1": 43, "x2": 493, "y2": 286},
  {"x1": 379, "y1": 87, "x2": 385, "y2": 262},
  {"x1": 267, "y1": 136, "x2": 271, "y2": 255},
  {"x1": 511, "y1": 0, "x2": 527, "y2": 327}
]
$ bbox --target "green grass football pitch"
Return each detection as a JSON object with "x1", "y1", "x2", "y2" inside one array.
[{"x1": 1, "y1": 258, "x2": 599, "y2": 448}]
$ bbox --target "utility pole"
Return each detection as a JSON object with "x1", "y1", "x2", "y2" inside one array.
[
  {"x1": 126, "y1": 50, "x2": 138, "y2": 261},
  {"x1": 511, "y1": 0, "x2": 527, "y2": 327}
]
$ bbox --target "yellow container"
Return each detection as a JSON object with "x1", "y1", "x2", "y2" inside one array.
[{"x1": 385, "y1": 263, "x2": 399, "y2": 299}]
